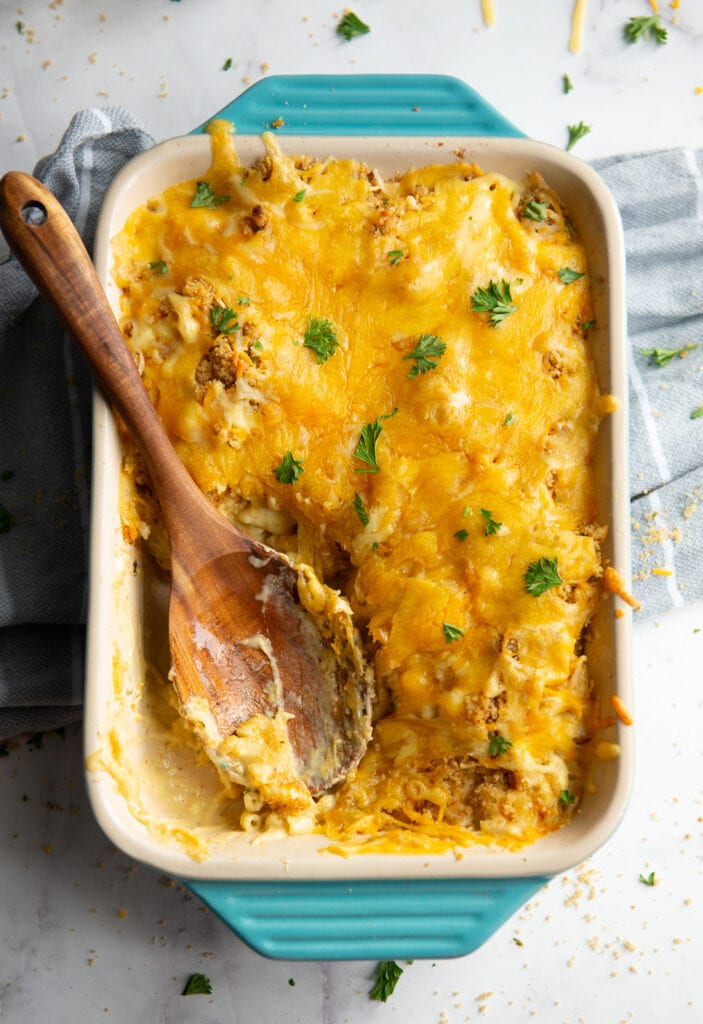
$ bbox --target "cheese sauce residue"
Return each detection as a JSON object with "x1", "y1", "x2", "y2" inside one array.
[{"x1": 104, "y1": 121, "x2": 615, "y2": 858}]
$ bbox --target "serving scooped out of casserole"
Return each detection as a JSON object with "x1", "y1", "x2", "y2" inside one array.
[{"x1": 93, "y1": 119, "x2": 624, "y2": 860}]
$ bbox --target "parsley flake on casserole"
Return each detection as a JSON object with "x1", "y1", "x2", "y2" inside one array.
[{"x1": 111, "y1": 120, "x2": 615, "y2": 855}]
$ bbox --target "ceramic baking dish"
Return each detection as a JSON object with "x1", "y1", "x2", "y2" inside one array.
[{"x1": 85, "y1": 75, "x2": 632, "y2": 960}]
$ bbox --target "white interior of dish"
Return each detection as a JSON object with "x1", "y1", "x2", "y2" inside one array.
[{"x1": 86, "y1": 133, "x2": 632, "y2": 881}]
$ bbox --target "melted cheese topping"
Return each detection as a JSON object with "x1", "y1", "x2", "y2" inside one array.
[{"x1": 111, "y1": 121, "x2": 611, "y2": 856}]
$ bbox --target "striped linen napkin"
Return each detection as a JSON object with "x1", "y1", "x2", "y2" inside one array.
[{"x1": 0, "y1": 112, "x2": 701, "y2": 737}]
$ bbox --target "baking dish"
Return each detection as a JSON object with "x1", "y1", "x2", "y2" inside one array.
[{"x1": 85, "y1": 75, "x2": 631, "y2": 959}]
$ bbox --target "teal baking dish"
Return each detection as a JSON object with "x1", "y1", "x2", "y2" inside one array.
[{"x1": 86, "y1": 75, "x2": 632, "y2": 960}]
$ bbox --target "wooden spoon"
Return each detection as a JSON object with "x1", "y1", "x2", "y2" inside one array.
[{"x1": 0, "y1": 171, "x2": 373, "y2": 795}]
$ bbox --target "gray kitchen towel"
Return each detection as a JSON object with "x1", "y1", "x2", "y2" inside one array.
[
  {"x1": 0, "y1": 108, "x2": 154, "y2": 738},
  {"x1": 593, "y1": 148, "x2": 703, "y2": 619},
  {"x1": 0, "y1": 111, "x2": 701, "y2": 738}
]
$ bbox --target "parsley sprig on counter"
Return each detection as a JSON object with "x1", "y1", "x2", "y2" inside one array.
[
  {"x1": 274, "y1": 452, "x2": 304, "y2": 484},
  {"x1": 566, "y1": 121, "x2": 591, "y2": 151},
  {"x1": 403, "y1": 333, "x2": 446, "y2": 378},
  {"x1": 524, "y1": 557, "x2": 563, "y2": 597},
  {"x1": 626, "y1": 15, "x2": 667, "y2": 45},
  {"x1": 182, "y1": 973, "x2": 212, "y2": 996},
  {"x1": 191, "y1": 181, "x2": 230, "y2": 208},
  {"x1": 471, "y1": 280, "x2": 517, "y2": 327},
  {"x1": 337, "y1": 11, "x2": 370, "y2": 40},
  {"x1": 369, "y1": 961, "x2": 403, "y2": 1002},
  {"x1": 641, "y1": 344, "x2": 699, "y2": 367},
  {"x1": 303, "y1": 317, "x2": 339, "y2": 363}
]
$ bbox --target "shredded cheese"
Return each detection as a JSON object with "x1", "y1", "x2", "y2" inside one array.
[
  {"x1": 570, "y1": 0, "x2": 587, "y2": 52},
  {"x1": 481, "y1": 0, "x2": 496, "y2": 27}
]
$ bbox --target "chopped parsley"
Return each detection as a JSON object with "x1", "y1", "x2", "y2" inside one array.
[
  {"x1": 237, "y1": 295, "x2": 251, "y2": 306},
  {"x1": 442, "y1": 622, "x2": 464, "y2": 644},
  {"x1": 210, "y1": 305, "x2": 240, "y2": 335},
  {"x1": 354, "y1": 419, "x2": 383, "y2": 473},
  {"x1": 641, "y1": 344, "x2": 699, "y2": 367},
  {"x1": 479, "y1": 509, "x2": 502, "y2": 535},
  {"x1": 0, "y1": 505, "x2": 14, "y2": 534},
  {"x1": 691, "y1": 406, "x2": 703, "y2": 420},
  {"x1": 581, "y1": 320, "x2": 596, "y2": 332},
  {"x1": 454, "y1": 528, "x2": 469, "y2": 542},
  {"x1": 471, "y1": 279, "x2": 517, "y2": 327},
  {"x1": 388, "y1": 249, "x2": 404, "y2": 265},
  {"x1": 148, "y1": 260, "x2": 168, "y2": 274},
  {"x1": 369, "y1": 960, "x2": 403, "y2": 1002},
  {"x1": 566, "y1": 121, "x2": 591, "y2": 151},
  {"x1": 557, "y1": 267, "x2": 584, "y2": 284},
  {"x1": 559, "y1": 789, "x2": 575, "y2": 806},
  {"x1": 182, "y1": 973, "x2": 212, "y2": 996},
  {"x1": 504, "y1": 412, "x2": 515, "y2": 426},
  {"x1": 303, "y1": 316, "x2": 339, "y2": 363},
  {"x1": 403, "y1": 333, "x2": 446, "y2": 378},
  {"x1": 274, "y1": 451, "x2": 304, "y2": 484},
  {"x1": 191, "y1": 181, "x2": 230, "y2": 208},
  {"x1": 288, "y1": 978, "x2": 295, "y2": 987},
  {"x1": 626, "y1": 15, "x2": 667, "y2": 45},
  {"x1": 337, "y1": 11, "x2": 370, "y2": 41},
  {"x1": 488, "y1": 731, "x2": 513, "y2": 757},
  {"x1": 292, "y1": 189, "x2": 307, "y2": 203},
  {"x1": 639, "y1": 871, "x2": 656, "y2": 886},
  {"x1": 222, "y1": 57, "x2": 233, "y2": 71},
  {"x1": 353, "y1": 492, "x2": 369, "y2": 526},
  {"x1": 524, "y1": 556, "x2": 563, "y2": 597},
  {"x1": 563, "y1": 73, "x2": 574, "y2": 94},
  {"x1": 523, "y1": 200, "x2": 548, "y2": 222}
]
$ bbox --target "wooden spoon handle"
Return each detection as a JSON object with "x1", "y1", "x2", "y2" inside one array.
[{"x1": 0, "y1": 171, "x2": 213, "y2": 531}]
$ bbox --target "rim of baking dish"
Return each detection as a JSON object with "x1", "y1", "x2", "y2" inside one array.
[{"x1": 85, "y1": 132, "x2": 633, "y2": 882}]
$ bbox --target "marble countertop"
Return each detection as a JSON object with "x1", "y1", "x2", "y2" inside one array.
[{"x1": 2, "y1": 1, "x2": 703, "y2": 1021}]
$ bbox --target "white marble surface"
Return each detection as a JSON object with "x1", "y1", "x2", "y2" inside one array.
[{"x1": 1, "y1": 1, "x2": 703, "y2": 1021}]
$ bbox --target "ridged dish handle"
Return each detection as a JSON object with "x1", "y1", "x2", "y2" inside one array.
[
  {"x1": 194, "y1": 74, "x2": 524, "y2": 138},
  {"x1": 186, "y1": 877, "x2": 547, "y2": 961}
]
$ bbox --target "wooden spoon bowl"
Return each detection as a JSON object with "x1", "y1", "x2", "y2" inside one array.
[{"x1": 0, "y1": 171, "x2": 373, "y2": 795}]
